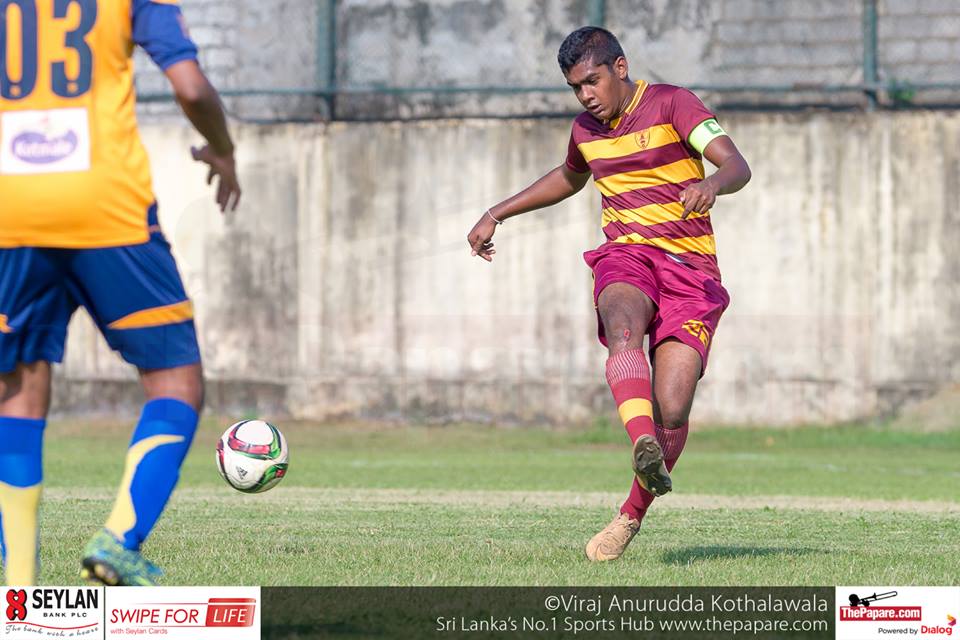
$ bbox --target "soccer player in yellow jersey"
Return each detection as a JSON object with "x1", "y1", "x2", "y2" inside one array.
[
  {"x1": 0, "y1": 0, "x2": 240, "y2": 585},
  {"x1": 468, "y1": 27, "x2": 752, "y2": 561}
]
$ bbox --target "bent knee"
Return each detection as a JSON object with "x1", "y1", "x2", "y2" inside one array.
[
  {"x1": 604, "y1": 320, "x2": 646, "y2": 352},
  {"x1": 181, "y1": 371, "x2": 205, "y2": 413},
  {"x1": 142, "y1": 363, "x2": 205, "y2": 413},
  {"x1": 658, "y1": 417, "x2": 688, "y2": 431},
  {"x1": 600, "y1": 304, "x2": 650, "y2": 350},
  {"x1": 189, "y1": 377, "x2": 205, "y2": 413},
  {"x1": 655, "y1": 401, "x2": 690, "y2": 430},
  {"x1": 0, "y1": 363, "x2": 52, "y2": 419}
]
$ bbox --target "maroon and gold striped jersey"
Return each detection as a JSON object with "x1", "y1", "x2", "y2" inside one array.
[{"x1": 566, "y1": 80, "x2": 722, "y2": 280}]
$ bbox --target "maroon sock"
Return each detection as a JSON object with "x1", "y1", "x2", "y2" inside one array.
[
  {"x1": 656, "y1": 422, "x2": 689, "y2": 465},
  {"x1": 605, "y1": 349, "x2": 656, "y2": 444},
  {"x1": 620, "y1": 423, "x2": 689, "y2": 521}
]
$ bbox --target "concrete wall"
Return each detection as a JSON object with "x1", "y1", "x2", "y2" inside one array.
[
  {"x1": 133, "y1": 0, "x2": 960, "y2": 120},
  {"x1": 52, "y1": 111, "x2": 960, "y2": 426}
]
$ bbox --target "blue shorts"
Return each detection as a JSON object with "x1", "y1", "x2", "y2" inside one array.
[{"x1": 0, "y1": 207, "x2": 200, "y2": 373}]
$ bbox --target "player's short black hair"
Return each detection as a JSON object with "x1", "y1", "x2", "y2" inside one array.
[{"x1": 557, "y1": 27, "x2": 625, "y2": 74}]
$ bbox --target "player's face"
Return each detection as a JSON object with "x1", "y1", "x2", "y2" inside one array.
[{"x1": 564, "y1": 57, "x2": 629, "y2": 121}]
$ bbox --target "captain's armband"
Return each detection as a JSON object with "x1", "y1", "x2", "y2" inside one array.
[{"x1": 688, "y1": 118, "x2": 727, "y2": 154}]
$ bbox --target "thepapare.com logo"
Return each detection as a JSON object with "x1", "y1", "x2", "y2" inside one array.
[{"x1": 5, "y1": 588, "x2": 102, "y2": 639}]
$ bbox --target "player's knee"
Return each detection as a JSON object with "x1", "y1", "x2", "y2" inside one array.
[
  {"x1": 0, "y1": 364, "x2": 51, "y2": 419},
  {"x1": 658, "y1": 410, "x2": 689, "y2": 431},
  {"x1": 655, "y1": 396, "x2": 690, "y2": 430},
  {"x1": 141, "y1": 364, "x2": 205, "y2": 413},
  {"x1": 0, "y1": 369, "x2": 19, "y2": 399},
  {"x1": 607, "y1": 325, "x2": 645, "y2": 354},
  {"x1": 189, "y1": 376, "x2": 205, "y2": 414},
  {"x1": 600, "y1": 309, "x2": 645, "y2": 353},
  {"x1": 180, "y1": 367, "x2": 204, "y2": 413}
]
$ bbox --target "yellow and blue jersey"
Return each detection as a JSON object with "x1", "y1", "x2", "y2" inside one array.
[{"x1": 0, "y1": 0, "x2": 197, "y2": 248}]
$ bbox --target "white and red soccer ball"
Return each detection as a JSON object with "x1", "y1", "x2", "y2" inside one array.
[{"x1": 216, "y1": 420, "x2": 289, "y2": 493}]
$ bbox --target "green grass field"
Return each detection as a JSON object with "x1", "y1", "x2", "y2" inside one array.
[{"x1": 37, "y1": 418, "x2": 960, "y2": 586}]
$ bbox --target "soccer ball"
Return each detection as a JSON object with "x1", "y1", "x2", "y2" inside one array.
[{"x1": 216, "y1": 420, "x2": 289, "y2": 493}]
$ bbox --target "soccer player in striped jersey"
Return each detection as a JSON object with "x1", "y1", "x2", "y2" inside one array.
[
  {"x1": 0, "y1": 0, "x2": 239, "y2": 585},
  {"x1": 467, "y1": 27, "x2": 751, "y2": 561}
]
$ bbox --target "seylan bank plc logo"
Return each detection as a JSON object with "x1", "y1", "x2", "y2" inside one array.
[
  {"x1": 5, "y1": 587, "x2": 102, "y2": 640},
  {"x1": 6, "y1": 589, "x2": 28, "y2": 621}
]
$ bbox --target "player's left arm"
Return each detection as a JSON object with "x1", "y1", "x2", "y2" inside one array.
[
  {"x1": 679, "y1": 133, "x2": 751, "y2": 219},
  {"x1": 133, "y1": 0, "x2": 240, "y2": 213}
]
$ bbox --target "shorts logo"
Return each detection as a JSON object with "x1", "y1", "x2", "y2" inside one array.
[
  {"x1": 0, "y1": 314, "x2": 12, "y2": 334},
  {"x1": 682, "y1": 319, "x2": 711, "y2": 348},
  {"x1": 635, "y1": 130, "x2": 650, "y2": 150}
]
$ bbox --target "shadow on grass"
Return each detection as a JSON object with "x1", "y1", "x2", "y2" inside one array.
[{"x1": 662, "y1": 545, "x2": 820, "y2": 565}]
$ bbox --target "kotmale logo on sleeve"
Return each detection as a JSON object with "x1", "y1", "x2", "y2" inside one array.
[
  {"x1": 106, "y1": 586, "x2": 260, "y2": 639},
  {"x1": 4, "y1": 587, "x2": 103, "y2": 639}
]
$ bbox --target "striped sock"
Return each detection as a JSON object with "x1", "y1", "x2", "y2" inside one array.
[
  {"x1": 605, "y1": 349, "x2": 656, "y2": 443},
  {"x1": 620, "y1": 422, "x2": 689, "y2": 521},
  {"x1": 0, "y1": 416, "x2": 45, "y2": 585},
  {"x1": 105, "y1": 399, "x2": 198, "y2": 551},
  {"x1": 656, "y1": 423, "x2": 689, "y2": 465}
]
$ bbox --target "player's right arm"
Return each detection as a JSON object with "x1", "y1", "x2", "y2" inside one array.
[
  {"x1": 467, "y1": 164, "x2": 590, "y2": 262},
  {"x1": 164, "y1": 61, "x2": 241, "y2": 212}
]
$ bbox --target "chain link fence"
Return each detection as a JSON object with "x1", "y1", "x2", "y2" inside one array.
[{"x1": 135, "y1": 0, "x2": 960, "y2": 122}]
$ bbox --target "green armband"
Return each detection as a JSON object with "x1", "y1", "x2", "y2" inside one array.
[{"x1": 688, "y1": 118, "x2": 727, "y2": 154}]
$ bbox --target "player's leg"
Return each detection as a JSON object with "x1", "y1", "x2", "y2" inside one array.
[
  {"x1": 586, "y1": 282, "x2": 663, "y2": 562},
  {"x1": 66, "y1": 221, "x2": 202, "y2": 585},
  {"x1": 598, "y1": 282, "x2": 657, "y2": 440},
  {"x1": 82, "y1": 371, "x2": 201, "y2": 586},
  {"x1": 596, "y1": 282, "x2": 671, "y2": 496},
  {"x1": 616, "y1": 339, "x2": 701, "y2": 526},
  {"x1": 97, "y1": 363, "x2": 203, "y2": 553},
  {"x1": 0, "y1": 362, "x2": 52, "y2": 418},
  {"x1": 0, "y1": 248, "x2": 73, "y2": 585},
  {"x1": 582, "y1": 244, "x2": 666, "y2": 561},
  {"x1": 615, "y1": 252, "x2": 730, "y2": 536},
  {"x1": 95, "y1": 363, "x2": 202, "y2": 552},
  {"x1": 0, "y1": 363, "x2": 51, "y2": 586},
  {"x1": 651, "y1": 338, "x2": 701, "y2": 467}
]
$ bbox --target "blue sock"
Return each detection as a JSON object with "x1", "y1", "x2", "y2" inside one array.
[
  {"x1": 0, "y1": 416, "x2": 45, "y2": 585},
  {"x1": 105, "y1": 399, "x2": 197, "y2": 551}
]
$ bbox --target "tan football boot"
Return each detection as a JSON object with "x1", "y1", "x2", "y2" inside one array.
[
  {"x1": 632, "y1": 433, "x2": 672, "y2": 497},
  {"x1": 585, "y1": 512, "x2": 641, "y2": 562}
]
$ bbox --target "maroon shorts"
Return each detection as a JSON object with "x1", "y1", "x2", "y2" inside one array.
[{"x1": 584, "y1": 242, "x2": 730, "y2": 375}]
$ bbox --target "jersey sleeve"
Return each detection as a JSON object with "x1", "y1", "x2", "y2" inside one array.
[
  {"x1": 668, "y1": 88, "x2": 718, "y2": 146},
  {"x1": 565, "y1": 125, "x2": 590, "y2": 174},
  {"x1": 132, "y1": 0, "x2": 199, "y2": 71}
]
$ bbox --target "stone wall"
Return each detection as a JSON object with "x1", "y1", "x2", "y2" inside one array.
[{"x1": 52, "y1": 111, "x2": 960, "y2": 426}]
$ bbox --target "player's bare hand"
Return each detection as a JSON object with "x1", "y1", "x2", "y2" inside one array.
[
  {"x1": 192, "y1": 145, "x2": 242, "y2": 213},
  {"x1": 679, "y1": 178, "x2": 719, "y2": 219},
  {"x1": 467, "y1": 214, "x2": 499, "y2": 262}
]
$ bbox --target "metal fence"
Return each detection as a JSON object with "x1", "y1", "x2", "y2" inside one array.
[{"x1": 136, "y1": 0, "x2": 960, "y2": 121}]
